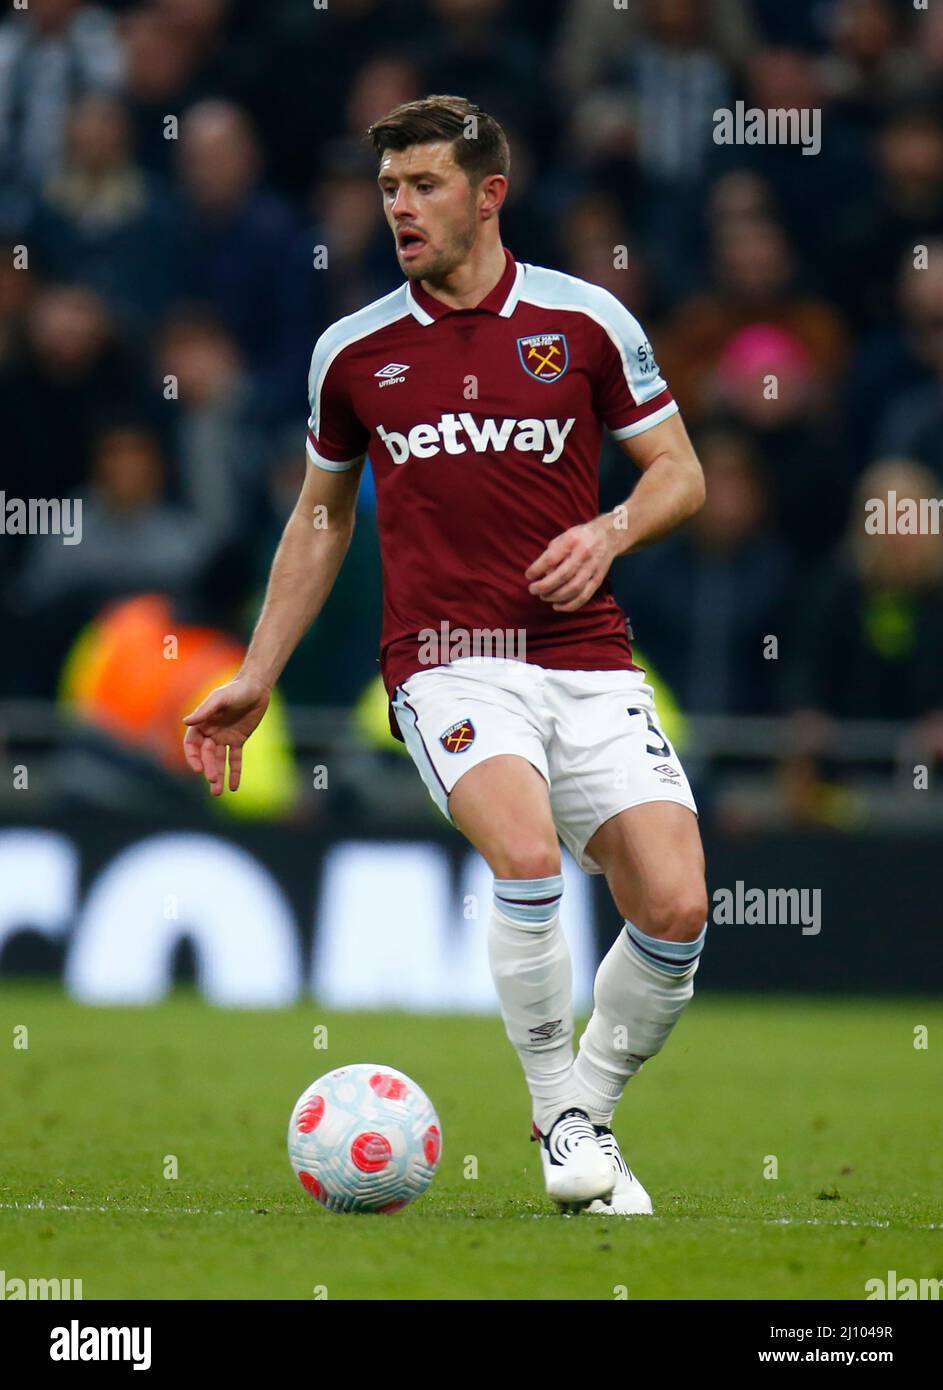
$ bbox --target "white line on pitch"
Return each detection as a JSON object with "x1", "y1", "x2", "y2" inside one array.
[
  {"x1": 0, "y1": 1201, "x2": 228, "y2": 1216},
  {"x1": 2, "y1": 1202, "x2": 941, "y2": 1231}
]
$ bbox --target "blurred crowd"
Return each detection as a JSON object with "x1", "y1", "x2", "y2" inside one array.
[{"x1": 2, "y1": 0, "x2": 943, "y2": 820}]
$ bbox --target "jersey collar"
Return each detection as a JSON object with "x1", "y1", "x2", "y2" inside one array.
[{"x1": 406, "y1": 247, "x2": 523, "y2": 325}]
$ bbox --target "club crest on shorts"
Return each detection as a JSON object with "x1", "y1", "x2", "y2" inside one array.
[
  {"x1": 517, "y1": 332, "x2": 569, "y2": 383},
  {"x1": 440, "y1": 718, "x2": 475, "y2": 754}
]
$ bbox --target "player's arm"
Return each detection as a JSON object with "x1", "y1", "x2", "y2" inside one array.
[
  {"x1": 240, "y1": 459, "x2": 365, "y2": 690},
  {"x1": 526, "y1": 413, "x2": 704, "y2": 613},
  {"x1": 527, "y1": 289, "x2": 704, "y2": 613},
  {"x1": 608, "y1": 410, "x2": 705, "y2": 554},
  {"x1": 182, "y1": 458, "x2": 365, "y2": 795}
]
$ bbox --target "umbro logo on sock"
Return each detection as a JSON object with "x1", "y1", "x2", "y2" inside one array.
[{"x1": 529, "y1": 1019, "x2": 563, "y2": 1041}]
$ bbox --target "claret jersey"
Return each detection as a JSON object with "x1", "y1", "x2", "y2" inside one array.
[{"x1": 305, "y1": 248, "x2": 678, "y2": 734}]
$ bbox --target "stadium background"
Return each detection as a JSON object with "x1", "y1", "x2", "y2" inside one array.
[{"x1": 1, "y1": 0, "x2": 941, "y2": 1003}]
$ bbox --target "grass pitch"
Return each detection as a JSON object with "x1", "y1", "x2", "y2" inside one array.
[{"x1": 1, "y1": 985, "x2": 940, "y2": 1300}]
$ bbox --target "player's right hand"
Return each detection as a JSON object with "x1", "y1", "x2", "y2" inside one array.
[{"x1": 182, "y1": 674, "x2": 272, "y2": 796}]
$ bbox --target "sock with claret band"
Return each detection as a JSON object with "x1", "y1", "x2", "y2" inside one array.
[
  {"x1": 572, "y1": 919, "x2": 707, "y2": 1125},
  {"x1": 488, "y1": 875, "x2": 584, "y2": 1133}
]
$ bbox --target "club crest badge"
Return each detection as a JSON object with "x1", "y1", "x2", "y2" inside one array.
[
  {"x1": 517, "y1": 332, "x2": 569, "y2": 383},
  {"x1": 440, "y1": 719, "x2": 475, "y2": 754}
]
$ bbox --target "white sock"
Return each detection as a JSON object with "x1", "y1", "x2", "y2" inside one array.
[
  {"x1": 488, "y1": 876, "x2": 583, "y2": 1132},
  {"x1": 573, "y1": 920, "x2": 707, "y2": 1126}
]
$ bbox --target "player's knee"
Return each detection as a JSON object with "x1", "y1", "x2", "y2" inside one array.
[
  {"x1": 640, "y1": 887, "x2": 708, "y2": 943},
  {"x1": 492, "y1": 843, "x2": 561, "y2": 882}
]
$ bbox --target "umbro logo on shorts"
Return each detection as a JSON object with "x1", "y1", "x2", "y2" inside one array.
[
  {"x1": 654, "y1": 763, "x2": 680, "y2": 779},
  {"x1": 440, "y1": 719, "x2": 475, "y2": 753}
]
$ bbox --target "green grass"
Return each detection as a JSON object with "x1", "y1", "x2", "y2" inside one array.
[{"x1": 1, "y1": 985, "x2": 940, "y2": 1300}]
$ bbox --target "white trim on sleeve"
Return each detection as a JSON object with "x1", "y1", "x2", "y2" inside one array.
[
  {"x1": 305, "y1": 436, "x2": 364, "y2": 471},
  {"x1": 609, "y1": 399, "x2": 679, "y2": 440}
]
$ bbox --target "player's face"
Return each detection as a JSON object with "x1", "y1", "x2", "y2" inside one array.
[{"x1": 377, "y1": 143, "x2": 479, "y2": 282}]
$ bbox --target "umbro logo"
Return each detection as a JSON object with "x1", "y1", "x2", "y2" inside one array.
[
  {"x1": 374, "y1": 362, "x2": 410, "y2": 387},
  {"x1": 529, "y1": 1019, "x2": 563, "y2": 1041}
]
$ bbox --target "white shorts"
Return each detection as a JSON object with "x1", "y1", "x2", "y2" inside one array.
[{"x1": 392, "y1": 658, "x2": 697, "y2": 874}]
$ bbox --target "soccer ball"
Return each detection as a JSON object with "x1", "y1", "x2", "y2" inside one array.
[{"x1": 287, "y1": 1063, "x2": 442, "y2": 1214}]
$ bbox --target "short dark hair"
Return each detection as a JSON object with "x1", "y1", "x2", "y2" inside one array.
[{"x1": 367, "y1": 94, "x2": 510, "y2": 185}]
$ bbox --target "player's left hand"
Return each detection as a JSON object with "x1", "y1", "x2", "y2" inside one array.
[{"x1": 525, "y1": 518, "x2": 619, "y2": 612}]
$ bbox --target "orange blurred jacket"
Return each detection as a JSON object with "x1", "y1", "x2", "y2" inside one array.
[{"x1": 59, "y1": 593, "x2": 297, "y2": 816}]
